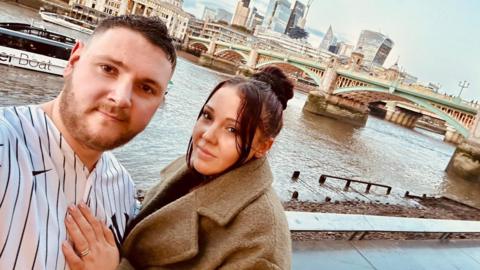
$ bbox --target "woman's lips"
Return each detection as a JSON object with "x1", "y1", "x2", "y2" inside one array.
[{"x1": 196, "y1": 145, "x2": 216, "y2": 158}]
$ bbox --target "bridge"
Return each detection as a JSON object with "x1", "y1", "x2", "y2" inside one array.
[{"x1": 183, "y1": 36, "x2": 479, "y2": 144}]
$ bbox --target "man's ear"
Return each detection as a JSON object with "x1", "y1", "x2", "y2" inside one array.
[
  {"x1": 254, "y1": 137, "x2": 274, "y2": 158},
  {"x1": 63, "y1": 40, "x2": 85, "y2": 77}
]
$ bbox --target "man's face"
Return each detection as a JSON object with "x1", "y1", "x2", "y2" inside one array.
[{"x1": 60, "y1": 27, "x2": 173, "y2": 151}]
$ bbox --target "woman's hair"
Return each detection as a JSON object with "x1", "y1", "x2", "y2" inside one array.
[{"x1": 186, "y1": 66, "x2": 294, "y2": 172}]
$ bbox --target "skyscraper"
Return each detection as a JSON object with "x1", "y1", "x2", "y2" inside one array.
[
  {"x1": 247, "y1": 7, "x2": 264, "y2": 31},
  {"x1": 263, "y1": 0, "x2": 291, "y2": 33},
  {"x1": 231, "y1": 0, "x2": 251, "y2": 26},
  {"x1": 285, "y1": 0, "x2": 305, "y2": 35},
  {"x1": 319, "y1": 25, "x2": 336, "y2": 51},
  {"x1": 355, "y1": 30, "x2": 394, "y2": 67}
]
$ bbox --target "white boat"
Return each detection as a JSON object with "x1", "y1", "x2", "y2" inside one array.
[
  {"x1": 0, "y1": 22, "x2": 75, "y2": 75},
  {"x1": 39, "y1": 11, "x2": 94, "y2": 35}
]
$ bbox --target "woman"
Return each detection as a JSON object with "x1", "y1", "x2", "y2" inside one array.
[{"x1": 63, "y1": 67, "x2": 294, "y2": 269}]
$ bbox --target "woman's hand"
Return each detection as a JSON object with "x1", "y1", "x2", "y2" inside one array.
[{"x1": 62, "y1": 203, "x2": 119, "y2": 270}]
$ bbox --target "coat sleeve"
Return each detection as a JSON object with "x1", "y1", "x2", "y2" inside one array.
[
  {"x1": 116, "y1": 258, "x2": 136, "y2": 270},
  {"x1": 219, "y1": 258, "x2": 283, "y2": 270}
]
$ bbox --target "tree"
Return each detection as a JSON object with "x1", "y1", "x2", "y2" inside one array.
[{"x1": 287, "y1": 26, "x2": 309, "y2": 40}]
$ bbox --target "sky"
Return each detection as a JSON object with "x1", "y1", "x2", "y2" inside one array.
[{"x1": 183, "y1": 0, "x2": 480, "y2": 101}]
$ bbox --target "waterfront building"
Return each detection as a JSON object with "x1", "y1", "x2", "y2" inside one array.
[
  {"x1": 202, "y1": 6, "x2": 216, "y2": 21},
  {"x1": 246, "y1": 7, "x2": 264, "y2": 31},
  {"x1": 263, "y1": 0, "x2": 291, "y2": 34},
  {"x1": 69, "y1": 0, "x2": 122, "y2": 15},
  {"x1": 355, "y1": 30, "x2": 394, "y2": 67},
  {"x1": 231, "y1": 0, "x2": 250, "y2": 27},
  {"x1": 154, "y1": 1, "x2": 190, "y2": 41},
  {"x1": 69, "y1": 0, "x2": 190, "y2": 41},
  {"x1": 318, "y1": 25, "x2": 336, "y2": 51},
  {"x1": 254, "y1": 26, "x2": 326, "y2": 59},
  {"x1": 188, "y1": 18, "x2": 251, "y2": 45},
  {"x1": 285, "y1": 0, "x2": 305, "y2": 35}
]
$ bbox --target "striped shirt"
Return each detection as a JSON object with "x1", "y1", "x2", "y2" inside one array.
[{"x1": 0, "y1": 105, "x2": 136, "y2": 270}]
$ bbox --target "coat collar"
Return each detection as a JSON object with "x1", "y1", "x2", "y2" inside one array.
[
  {"x1": 122, "y1": 156, "x2": 273, "y2": 266},
  {"x1": 195, "y1": 156, "x2": 273, "y2": 226}
]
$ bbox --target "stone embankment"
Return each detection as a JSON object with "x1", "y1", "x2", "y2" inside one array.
[{"x1": 284, "y1": 197, "x2": 480, "y2": 241}]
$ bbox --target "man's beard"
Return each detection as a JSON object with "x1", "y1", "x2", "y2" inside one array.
[{"x1": 59, "y1": 76, "x2": 138, "y2": 151}]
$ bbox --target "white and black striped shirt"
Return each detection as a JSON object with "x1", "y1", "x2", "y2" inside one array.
[{"x1": 0, "y1": 105, "x2": 136, "y2": 270}]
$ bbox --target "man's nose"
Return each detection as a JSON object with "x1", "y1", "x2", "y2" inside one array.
[{"x1": 108, "y1": 79, "x2": 133, "y2": 108}]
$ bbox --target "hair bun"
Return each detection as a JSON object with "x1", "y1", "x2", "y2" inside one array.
[{"x1": 252, "y1": 66, "x2": 294, "y2": 110}]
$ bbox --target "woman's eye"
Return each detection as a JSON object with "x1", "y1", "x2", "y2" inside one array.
[
  {"x1": 202, "y1": 112, "x2": 211, "y2": 119},
  {"x1": 100, "y1": 64, "x2": 115, "y2": 74},
  {"x1": 227, "y1": 127, "x2": 237, "y2": 133}
]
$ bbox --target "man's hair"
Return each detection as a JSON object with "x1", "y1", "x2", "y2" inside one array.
[{"x1": 93, "y1": 15, "x2": 177, "y2": 69}]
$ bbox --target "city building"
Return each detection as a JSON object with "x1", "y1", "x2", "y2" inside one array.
[
  {"x1": 246, "y1": 7, "x2": 264, "y2": 31},
  {"x1": 400, "y1": 71, "x2": 418, "y2": 85},
  {"x1": 285, "y1": 0, "x2": 305, "y2": 35},
  {"x1": 263, "y1": 0, "x2": 291, "y2": 34},
  {"x1": 154, "y1": 1, "x2": 190, "y2": 41},
  {"x1": 318, "y1": 25, "x2": 336, "y2": 51},
  {"x1": 254, "y1": 26, "x2": 326, "y2": 59},
  {"x1": 69, "y1": 0, "x2": 184, "y2": 17},
  {"x1": 336, "y1": 41, "x2": 353, "y2": 57},
  {"x1": 231, "y1": 0, "x2": 250, "y2": 27},
  {"x1": 188, "y1": 18, "x2": 251, "y2": 45},
  {"x1": 69, "y1": 0, "x2": 122, "y2": 15},
  {"x1": 161, "y1": 0, "x2": 182, "y2": 8},
  {"x1": 202, "y1": 6, "x2": 216, "y2": 21},
  {"x1": 296, "y1": 0, "x2": 312, "y2": 29},
  {"x1": 355, "y1": 30, "x2": 394, "y2": 67}
]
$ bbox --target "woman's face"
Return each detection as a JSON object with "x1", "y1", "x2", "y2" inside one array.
[
  {"x1": 191, "y1": 85, "x2": 261, "y2": 176},
  {"x1": 191, "y1": 85, "x2": 242, "y2": 175}
]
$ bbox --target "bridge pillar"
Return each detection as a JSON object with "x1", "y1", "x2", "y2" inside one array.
[
  {"x1": 207, "y1": 38, "x2": 216, "y2": 55},
  {"x1": 247, "y1": 49, "x2": 258, "y2": 68},
  {"x1": 303, "y1": 92, "x2": 369, "y2": 127},
  {"x1": 237, "y1": 49, "x2": 258, "y2": 77},
  {"x1": 383, "y1": 101, "x2": 421, "y2": 129},
  {"x1": 181, "y1": 35, "x2": 189, "y2": 50},
  {"x1": 445, "y1": 114, "x2": 480, "y2": 180},
  {"x1": 444, "y1": 125, "x2": 464, "y2": 144},
  {"x1": 303, "y1": 62, "x2": 369, "y2": 126},
  {"x1": 385, "y1": 102, "x2": 396, "y2": 121}
]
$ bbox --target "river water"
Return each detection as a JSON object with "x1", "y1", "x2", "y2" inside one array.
[{"x1": 2, "y1": 1, "x2": 480, "y2": 207}]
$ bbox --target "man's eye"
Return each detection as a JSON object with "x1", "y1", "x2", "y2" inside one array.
[{"x1": 141, "y1": 84, "x2": 153, "y2": 94}]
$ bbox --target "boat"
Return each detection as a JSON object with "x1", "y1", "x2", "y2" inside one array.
[
  {"x1": 0, "y1": 22, "x2": 75, "y2": 75},
  {"x1": 39, "y1": 11, "x2": 95, "y2": 35}
]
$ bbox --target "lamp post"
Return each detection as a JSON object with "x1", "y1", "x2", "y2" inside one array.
[{"x1": 458, "y1": 80, "x2": 470, "y2": 98}]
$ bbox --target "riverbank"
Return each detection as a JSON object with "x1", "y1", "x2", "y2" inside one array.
[{"x1": 284, "y1": 197, "x2": 480, "y2": 241}]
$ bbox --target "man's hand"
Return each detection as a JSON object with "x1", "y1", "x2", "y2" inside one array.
[{"x1": 62, "y1": 203, "x2": 119, "y2": 270}]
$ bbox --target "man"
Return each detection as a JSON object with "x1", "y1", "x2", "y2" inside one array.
[{"x1": 0, "y1": 15, "x2": 176, "y2": 269}]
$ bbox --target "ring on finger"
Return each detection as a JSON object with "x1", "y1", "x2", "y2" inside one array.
[{"x1": 79, "y1": 248, "x2": 90, "y2": 257}]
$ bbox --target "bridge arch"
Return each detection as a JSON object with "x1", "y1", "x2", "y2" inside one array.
[
  {"x1": 189, "y1": 42, "x2": 208, "y2": 52},
  {"x1": 256, "y1": 60, "x2": 323, "y2": 88},
  {"x1": 334, "y1": 86, "x2": 469, "y2": 136},
  {"x1": 214, "y1": 49, "x2": 248, "y2": 64}
]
